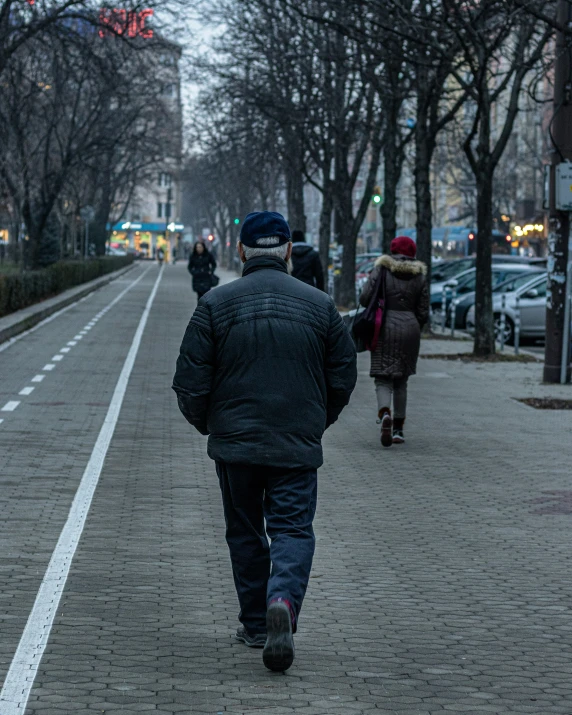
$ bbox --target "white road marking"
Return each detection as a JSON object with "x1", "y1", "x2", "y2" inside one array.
[
  {"x1": 31, "y1": 375, "x2": 45, "y2": 383},
  {"x1": 1, "y1": 401, "x2": 20, "y2": 412},
  {"x1": 73, "y1": 335, "x2": 83, "y2": 340},
  {"x1": 52, "y1": 355, "x2": 64, "y2": 362},
  {"x1": 19, "y1": 387, "x2": 34, "y2": 396},
  {"x1": 0, "y1": 294, "x2": 93, "y2": 355},
  {"x1": 60, "y1": 347, "x2": 71, "y2": 353},
  {"x1": 83, "y1": 326, "x2": 92, "y2": 331},
  {"x1": 0, "y1": 265, "x2": 150, "y2": 355},
  {"x1": 67, "y1": 341, "x2": 77, "y2": 346},
  {"x1": 42, "y1": 364, "x2": 55, "y2": 371},
  {"x1": 0, "y1": 419, "x2": 3, "y2": 425},
  {"x1": 0, "y1": 266, "x2": 163, "y2": 714}
]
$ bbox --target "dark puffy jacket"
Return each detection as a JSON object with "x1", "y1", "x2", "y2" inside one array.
[
  {"x1": 291, "y1": 243, "x2": 325, "y2": 291},
  {"x1": 173, "y1": 256, "x2": 357, "y2": 469},
  {"x1": 188, "y1": 251, "x2": 216, "y2": 294},
  {"x1": 359, "y1": 254, "x2": 429, "y2": 378}
]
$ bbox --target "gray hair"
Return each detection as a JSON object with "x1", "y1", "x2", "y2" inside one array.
[{"x1": 239, "y1": 235, "x2": 290, "y2": 261}]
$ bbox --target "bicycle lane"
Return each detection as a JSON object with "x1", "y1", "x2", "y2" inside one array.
[{"x1": 0, "y1": 264, "x2": 161, "y2": 701}]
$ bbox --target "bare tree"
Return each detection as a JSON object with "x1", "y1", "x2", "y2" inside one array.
[
  {"x1": 443, "y1": 0, "x2": 554, "y2": 355},
  {"x1": 0, "y1": 23, "x2": 180, "y2": 266}
]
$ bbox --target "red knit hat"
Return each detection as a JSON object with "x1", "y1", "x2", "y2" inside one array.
[{"x1": 390, "y1": 235, "x2": 417, "y2": 258}]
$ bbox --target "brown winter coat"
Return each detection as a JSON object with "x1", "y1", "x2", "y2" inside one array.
[{"x1": 359, "y1": 254, "x2": 429, "y2": 378}]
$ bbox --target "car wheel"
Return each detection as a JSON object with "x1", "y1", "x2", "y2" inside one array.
[{"x1": 494, "y1": 313, "x2": 514, "y2": 346}]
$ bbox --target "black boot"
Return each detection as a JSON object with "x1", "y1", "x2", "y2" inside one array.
[{"x1": 393, "y1": 417, "x2": 405, "y2": 444}]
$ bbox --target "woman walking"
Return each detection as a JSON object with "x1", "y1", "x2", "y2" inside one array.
[
  {"x1": 188, "y1": 241, "x2": 217, "y2": 300},
  {"x1": 359, "y1": 236, "x2": 429, "y2": 447}
]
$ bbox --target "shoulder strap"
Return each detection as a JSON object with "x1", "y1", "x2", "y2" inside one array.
[{"x1": 367, "y1": 266, "x2": 384, "y2": 310}]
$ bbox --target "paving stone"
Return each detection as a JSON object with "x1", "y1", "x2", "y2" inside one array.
[{"x1": 1, "y1": 264, "x2": 572, "y2": 714}]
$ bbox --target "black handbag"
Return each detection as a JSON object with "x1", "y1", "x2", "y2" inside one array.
[
  {"x1": 344, "y1": 309, "x2": 367, "y2": 353},
  {"x1": 210, "y1": 273, "x2": 220, "y2": 287},
  {"x1": 352, "y1": 267, "x2": 386, "y2": 352}
]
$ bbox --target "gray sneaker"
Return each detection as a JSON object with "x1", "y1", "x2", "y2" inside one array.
[
  {"x1": 235, "y1": 626, "x2": 266, "y2": 648},
  {"x1": 380, "y1": 413, "x2": 393, "y2": 448}
]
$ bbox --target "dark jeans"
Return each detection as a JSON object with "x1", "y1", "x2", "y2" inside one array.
[{"x1": 216, "y1": 462, "x2": 318, "y2": 635}]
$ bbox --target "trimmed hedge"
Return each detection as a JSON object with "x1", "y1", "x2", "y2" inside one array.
[{"x1": 0, "y1": 256, "x2": 134, "y2": 318}]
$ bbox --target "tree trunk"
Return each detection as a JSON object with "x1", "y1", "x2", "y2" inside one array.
[
  {"x1": 21, "y1": 200, "x2": 41, "y2": 270},
  {"x1": 284, "y1": 150, "x2": 306, "y2": 233},
  {"x1": 414, "y1": 110, "x2": 435, "y2": 285},
  {"x1": 318, "y1": 185, "x2": 333, "y2": 278},
  {"x1": 336, "y1": 193, "x2": 357, "y2": 308},
  {"x1": 92, "y1": 168, "x2": 113, "y2": 256},
  {"x1": 92, "y1": 199, "x2": 113, "y2": 256},
  {"x1": 473, "y1": 168, "x2": 495, "y2": 356},
  {"x1": 380, "y1": 138, "x2": 403, "y2": 254}
]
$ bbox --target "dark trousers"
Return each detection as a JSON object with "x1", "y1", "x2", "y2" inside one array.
[{"x1": 216, "y1": 462, "x2": 318, "y2": 635}]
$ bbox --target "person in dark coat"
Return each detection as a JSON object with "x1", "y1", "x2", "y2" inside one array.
[
  {"x1": 290, "y1": 230, "x2": 325, "y2": 291},
  {"x1": 359, "y1": 235, "x2": 429, "y2": 447},
  {"x1": 173, "y1": 211, "x2": 357, "y2": 672},
  {"x1": 187, "y1": 241, "x2": 216, "y2": 300}
]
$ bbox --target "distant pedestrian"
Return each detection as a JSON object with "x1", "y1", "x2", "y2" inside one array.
[
  {"x1": 290, "y1": 230, "x2": 325, "y2": 291},
  {"x1": 173, "y1": 211, "x2": 356, "y2": 672},
  {"x1": 187, "y1": 241, "x2": 217, "y2": 300},
  {"x1": 156, "y1": 246, "x2": 164, "y2": 265},
  {"x1": 359, "y1": 236, "x2": 429, "y2": 447}
]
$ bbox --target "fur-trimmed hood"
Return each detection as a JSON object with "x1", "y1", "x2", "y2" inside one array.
[{"x1": 375, "y1": 254, "x2": 427, "y2": 275}]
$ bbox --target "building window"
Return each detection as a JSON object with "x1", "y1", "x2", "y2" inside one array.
[
  {"x1": 157, "y1": 202, "x2": 163, "y2": 218},
  {"x1": 158, "y1": 173, "x2": 172, "y2": 188}
]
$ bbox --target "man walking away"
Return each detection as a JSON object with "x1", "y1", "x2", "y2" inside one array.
[
  {"x1": 290, "y1": 229, "x2": 325, "y2": 291},
  {"x1": 173, "y1": 211, "x2": 357, "y2": 672}
]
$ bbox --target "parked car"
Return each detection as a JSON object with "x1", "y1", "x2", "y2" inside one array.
[
  {"x1": 431, "y1": 264, "x2": 541, "y2": 320},
  {"x1": 355, "y1": 257, "x2": 380, "y2": 296},
  {"x1": 356, "y1": 252, "x2": 381, "y2": 267},
  {"x1": 465, "y1": 273, "x2": 548, "y2": 344},
  {"x1": 106, "y1": 246, "x2": 127, "y2": 256},
  {"x1": 431, "y1": 254, "x2": 543, "y2": 289},
  {"x1": 445, "y1": 265, "x2": 545, "y2": 329},
  {"x1": 431, "y1": 257, "x2": 475, "y2": 284}
]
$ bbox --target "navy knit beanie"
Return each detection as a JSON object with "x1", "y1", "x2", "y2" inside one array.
[{"x1": 239, "y1": 211, "x2": 291, "y2": 248}]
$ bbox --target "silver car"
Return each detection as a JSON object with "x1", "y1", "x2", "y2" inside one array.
[{"x1": 465, "y1": 273, "x2": 548, "y2": 344}]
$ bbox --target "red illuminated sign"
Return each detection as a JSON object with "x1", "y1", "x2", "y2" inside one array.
[{"x1": 99, "y1": 8, "x2": 154, "y2": 39}]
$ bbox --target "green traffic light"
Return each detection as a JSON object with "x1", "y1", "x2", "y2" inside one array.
[
  {"x1": 234, "y1": 218, "x2": 240, "y2": 225},
  {"x1": 373, "y1": 195, "x2": 381, "y2": 204}
]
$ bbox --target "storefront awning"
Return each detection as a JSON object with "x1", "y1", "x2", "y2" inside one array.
[{"x1": 108, "y1": 221, "x2": 184, "y2": 232}]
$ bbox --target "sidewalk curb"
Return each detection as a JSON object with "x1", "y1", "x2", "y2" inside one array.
[{"x1": 0, "y1": 264, "x2": 136, "y2": 346}]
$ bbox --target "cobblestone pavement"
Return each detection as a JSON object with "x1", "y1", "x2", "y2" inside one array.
[{"x1": 1, "y1": 263, "x2": 572, "y2": 714}]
